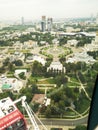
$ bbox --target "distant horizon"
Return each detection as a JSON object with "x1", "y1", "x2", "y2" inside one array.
[
  {"x1": 0, "y1": 16, "x2": 96, "y2": 24},
  {"x1": 0, "y1": 0, "x2": 98, "y2": 23}
]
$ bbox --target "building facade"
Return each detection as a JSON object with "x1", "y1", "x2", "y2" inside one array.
[{"x1": 41, "y1": 16, "x2": 46, "y2": 32}]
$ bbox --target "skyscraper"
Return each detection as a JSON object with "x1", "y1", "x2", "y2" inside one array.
[
  {"x1": 21, "y1": 17, "x2": 24, "y2": 25},
  {"x1": 41, "y1": 16, "x2": 46, "y2": 32},
  {"x1": 47, "y1": 18, "x2": 53, "y2": 31}
]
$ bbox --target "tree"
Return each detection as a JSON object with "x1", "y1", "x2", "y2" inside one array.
[
  {"x1": 69, "y1": 125, "x2": 86, "y2": 130},
  {"x1": 92, "y1": 62, "x2": 98, "y2": 71},
  {"x1": 0, "y1": 91, "x2": 15, "y2": 100},
  {"x1": 78, "y1": 71, "x2": 86, "y2": 83},
  {"x1": 0, "y1": 66, "x2": 6, "y2": 73},
  {"x1": 30, "y1": 102, "x2": 40, "y2": 113},
  {"x1": 32, "y1": 61, "x2": 46, "y2": 77},
  {"x1": 0, "y1": 40, "x2": 13, "y2": 46},
  {"x1": 45, "y1": 106, "x2": 52, "y2": 118},
  {"x1": 31, "y1": 84, "x2": 40, "y2": 94},
  {"x1": 3, "y1": 58, "x2": 10, "y2": 66},
  {"x1": 54, "y1": 74, "x2": 68, "y2": 86},
  {"x1": 59, "y1": 37, "x2": 67, "y2": 46},
  {"x1": 13, "y1": 60, "x2": 23, "y2": 66},
  {"x1": 76, "y1": 36, "x2": 92, "y2": 47},
  {"x1": 59, "y1": 55, "x2": 66, "y2": 63},
  {"x1": 19, "y1": 34, "x2": 33, "y2": 43},
  {"x1": 19, "y1": 87, "x2": 33, "y2": 103},
  {"x1": 18, "y1": 72, "x2": 26, "y2": 80},
  {"x1": 8, "y1": 62, "x2": 15, "y2": 71}
]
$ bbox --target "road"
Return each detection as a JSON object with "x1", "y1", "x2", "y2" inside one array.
[
  {"x1": 40, "y1": 115, "x2": 88, "y2": 126},
  {"x1": 26, "y1": 115, "x2": 88, "y2": 129}
]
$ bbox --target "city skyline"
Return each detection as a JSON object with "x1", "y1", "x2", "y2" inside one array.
[{"x1": 0, "y1": 0, "x2": 98, "y2": 21}]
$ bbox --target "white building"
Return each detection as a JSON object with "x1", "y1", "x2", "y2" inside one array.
[
  {"x1": 67, "y1": 39, "x2": 78, "y2": 46},
  {"x1": 14, "y1": 41, "x2": 23, "y2": 50},
  {"x1": 40, "y1": 41, "x2": 48, "y2": 45},
  {"x1": 52, "y1": 39, "x2": 59, "y2": 44},
  {"x1": 26, "y1": 55, "x2": 46, "y2": 66},
  {"x1": 66, "y1": 52, "x2": 96, "y2": 64},
  {"x1": 33, "y1": 55, "x2": 46, "y2": 66},
  {"x1": 47, "y1": 61, "x2": 66, "y2": 73},
  {"x1": 15, "y1": 69, "x2": 27, "y2": 76},
  {"x1": 86, "y1": 32, "x2": 98, "y2": 51},
  {"x1": 10, "y1": 51, "x2": 25, "y2": 62},
  {"x1": 0, "y1": 75, "x2": 23, "y2": 93},
  {"x1": 24, "y1": 40, "x2": 37, "y2": 48},
  {"x1": 66, "y1": 27, "x2": 74, "y2": 33}
]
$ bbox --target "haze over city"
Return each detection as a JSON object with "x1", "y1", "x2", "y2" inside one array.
[
  {"x1": 1, "y1": 0, "x2": 98, "y2": 129},
  {"x1": 0, "y1": 0, "x2": 98, "y2": 21}
]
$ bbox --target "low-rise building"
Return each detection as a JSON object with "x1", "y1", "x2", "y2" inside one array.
[
  {"x1": 67, "y1": 39, "x2": 78, "y2": 46},
  {"x1": 52, "y1": 39, "x2": 59, "y2": 44},
  {"x1": 66, "y1": 52, "x2": 96, "y2": 64},
  {"x1": 26, "y1": 55, "x2": 46, "y2": 66},
  {"x1": 10, "y1": 51, "x2": 25, "y2": 62},
  {"x1": 0, "y1": 75, "x2": 23, "y2": 93},
  {"x1": 15, "y1": 69, "x2": 27, "y2": 76},
  {"x1": 32, "y1": 94, "x2": 45, "y2": 104},
  {"x1": 32, "y1": 94, "x2": 51, "y2": 106},
  {"x1": 40, "y1": 41, "x2": 48, "y2": 46},
  {"x1": 24, "y1": 40, "x2": 37, "y2": 48},
  {"x1": 47, "y1": 61, "x2": 66, "y2": 73},
  {"x1": 85, "y1": 32, "x2": 98, "y2": 51}
]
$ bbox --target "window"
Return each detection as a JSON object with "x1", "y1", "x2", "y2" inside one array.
[{"x1": 5, "y1": 119, "x2": 27, "y2": 130}]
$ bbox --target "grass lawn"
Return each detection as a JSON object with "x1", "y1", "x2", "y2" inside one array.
[
  {"x1": 7, "y1": 74, "x2": 14, "y2": 78},
  {"x1": 67, "y1": 82, "x2": 80, "y2": 88},
  {"x1": 8, "y1": 49, "x2": 15, "y2": 53},
  {"x1": 70, "y1": 77, "x2": 79, "y2": 83},
  {"x1": 29, "y1": 76, "x2": 45, "y2": 82},
  {"x1": 37, "y1": 78, "x2": 55, "y2": 84}
]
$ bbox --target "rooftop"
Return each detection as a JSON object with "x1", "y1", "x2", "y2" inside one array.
[
  {"x1": 47, "y1": 61, "x2": 66, "y2": 72},
  {"x1": 32, "y1": 94, "x2": 45, "y2": 104}
]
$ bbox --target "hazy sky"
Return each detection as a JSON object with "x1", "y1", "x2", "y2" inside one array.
[{"x1": 0, "y1": 0, "x2": 98, "y2": 21}]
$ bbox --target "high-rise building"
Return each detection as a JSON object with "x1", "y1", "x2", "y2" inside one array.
[
  {"x1": 41, "y1": 16, "x2": 46, "y2": 32},
  {"x1": 96, "y1": 13, "x2": 98, "y2": 25},
  {"x1": 47, "y1": 18, "x2": 53, "y2": 31},
  {"x1": 42, "y1": 16, "x2": 46, "y2": 21},
  {"x1": 21, "y1": 17, "x2": 24, "y2": 25},
  {"x1": 90, "y1": 14, "x2": 94, "y2": 22}
]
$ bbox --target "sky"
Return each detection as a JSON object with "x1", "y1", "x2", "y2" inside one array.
[{"x1": 0, "y1": 0, "x2": 98, "y2": 21}]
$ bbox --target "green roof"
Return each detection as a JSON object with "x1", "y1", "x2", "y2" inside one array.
[{"x1": 2, "y1": 84, "x2": 12, "y2": 89}]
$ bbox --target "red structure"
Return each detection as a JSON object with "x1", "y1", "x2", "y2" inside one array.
[{"x1": 0, "y1": 97, "x2": 27, "y2": 130}]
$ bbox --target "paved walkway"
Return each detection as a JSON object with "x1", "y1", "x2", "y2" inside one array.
[{"x1": 76, "y1": 72, "x2": 91, "y2": 101}]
